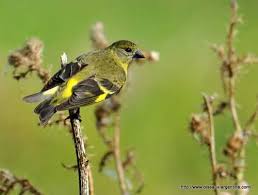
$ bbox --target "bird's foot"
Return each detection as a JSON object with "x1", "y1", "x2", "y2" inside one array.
[{"x1": 67, "y1": 109, "x2": 82, "y2": 122}]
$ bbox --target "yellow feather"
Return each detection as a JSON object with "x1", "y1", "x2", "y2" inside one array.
[
  {"x1": 62, "y1": 78, "x2": 79, "y2": 98},
  {"x1": 98, "y1": 83, "x2": 113, "y2": 94},
  {"x1": 94, "y1": 81, "x2": 115, "y2": 103},
  {"x1": 120, "y1": 62, "x2": 128, "y2": 75},
  {"x1": 95, "y1": 93, "x2": 108, "y2": 102},
  {"x1": 111, "y1": 50, "x2": 128, "y2": 75}
]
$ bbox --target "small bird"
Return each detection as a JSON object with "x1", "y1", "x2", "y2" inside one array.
[{"x1": 23, "y1": 40, "x2": 144, "y2": 125}]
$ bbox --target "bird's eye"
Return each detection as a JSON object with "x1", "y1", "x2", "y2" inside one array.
[{"x1": 125, "y1": 48, "x2": 132, "y2": 52}]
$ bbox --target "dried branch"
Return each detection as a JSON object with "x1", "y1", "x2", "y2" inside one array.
[
  {"x1": 211, "y1": 1, "x2": 258, "y2": 193},
  {"x1": 94, "y1": 98, "x2": 129, "y2": 194},
  {"x1": 0, "y1": 169, "x2": 42, "y2": 195},
  {"x1": 244, "y1": 98, "x2": 258, "y2": 131},
  {"x1": 219, "y1": 1, "x2": 252, "y2": 192},
  {"x1": 224, "y1": 0, "x2": 242, "y2": 133},
  {"x1": 69, "y1": 109, "x2": 90, "y2": 195},
  {"x1": 113, "y1": 113, "x2": 128, "y2": 195},
  {"x1": 203, "y1": 95, "x2": 218, "y2": 195},
  {"x1": 88, "y1": 166, "x2": 94, "y2": 195}
]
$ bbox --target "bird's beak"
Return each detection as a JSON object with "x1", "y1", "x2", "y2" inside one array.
[{"x1": 133, "y1": 50, "x2": 145, "y2": 59}]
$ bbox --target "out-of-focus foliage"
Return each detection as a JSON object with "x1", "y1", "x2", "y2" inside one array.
[{"x1": 0, "y1": 0, "x2": 258, "y2": 195}]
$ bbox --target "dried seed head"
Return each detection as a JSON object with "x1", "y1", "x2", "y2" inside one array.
[
  {"x1": 25, "y1": 38, "x2": 43, "y2": 61},
  {"x1": 8, "y1": 38, "x2": 49, "y2": 83},
  {"x1": 190, "y1": 114, "x2": 208, "y2": 134},
  {"x1": 190, "y1": 114, "x2": 211, "y2": 145},
  {"x1": 224, "y1": 133, "x2": 244, "y2": 158},
  {"x1": 8, "y1": 38, "x2": 43, "y2": 68},
  {"x1": 144, "y1": 51, "x2": 160, "y2": 62}
]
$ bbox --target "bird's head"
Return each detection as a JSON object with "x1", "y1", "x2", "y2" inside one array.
[{"x1": 108, "y1": 40, "x2": 145, "y2": 64}]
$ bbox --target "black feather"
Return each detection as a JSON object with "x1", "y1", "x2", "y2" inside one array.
[
  {"x1": 41, "y1": 61, "x2": 87, "y2": 92},
  {"x1": 34, "y1": 98, "x2": 56, "y2": 125},
  {"x1": 39, "y1": 105, "x2": 56, "y2": 126},
  {"x1": 99, "y1": 78, "x2": 120, "y2": 92},
  {"x1": 34, "y1": 98, "x2": 52, "y2": 114}
]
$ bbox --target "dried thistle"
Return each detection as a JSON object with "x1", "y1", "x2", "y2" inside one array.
[
  {"x1": 223, "y1": 133, "x2": 244, "y2": 158},
  {"x1": 190, "y1": 113, "x2": 210, "y2": 145},
  {"x1": 8, "y1": 38, "x2": 49, "y2": 83},
  {"x1": 190, "y1": 1, "x2": 258, "y2": 195}
]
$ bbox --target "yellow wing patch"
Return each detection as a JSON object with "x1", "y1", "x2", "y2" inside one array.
[
  {"x1": 95, "y1": 93, "x2": 108, "y2": 102},
  {"x1": 94, "y1": 81, "x2": 115, "y2": 103},
  {"x1": 62, "y1": 78, "x2": 79, "y2": 98}
]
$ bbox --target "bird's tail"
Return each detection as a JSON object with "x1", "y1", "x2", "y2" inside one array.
[
  {"x1": 23, "y1": 87, "x2": 59, "y2": 103},
  {"x1": 34, "y1": 98, "x2": 56, "y2": 126},
  {"x1": 23, "y1": 92, "x2": 49, "y2": 103}
]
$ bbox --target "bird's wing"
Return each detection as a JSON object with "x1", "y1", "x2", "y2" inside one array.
[
  {"x1": 41, "y1": 60, "x2": 88, "y2": 92},
  {"x1": 55, "y1": 76, "x2": 120, "y2": 111}
]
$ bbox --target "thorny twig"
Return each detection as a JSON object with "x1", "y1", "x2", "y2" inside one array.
[
  {"x1": 92, "y1": 21, "x2": 158, "y2": 194},
  {"x1": 0, "y1": 169, "x2": 41, "y2": 195}
]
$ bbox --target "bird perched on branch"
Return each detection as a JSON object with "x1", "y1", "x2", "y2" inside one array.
[{"x1": 23, "y1": 40, "x2": 144, "y2": 125}]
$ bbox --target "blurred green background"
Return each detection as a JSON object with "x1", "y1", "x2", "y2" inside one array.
[{"x1": 1, "y1": 0, "x2": 258, "y2": 194}]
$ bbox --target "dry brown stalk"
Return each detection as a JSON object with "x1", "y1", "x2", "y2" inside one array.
[
  {"x1": 69, "y1": 109, "x2": 90, "y2": 195},
  {"x1": 203, "y1": 95, "x2": 218, "y2": 195},
  {"x1": 88, "y1": 166, "x2": 94, "y2": 195},
  {"x1": 113, "y1": 113, "x2": 128, "y2": 195}
]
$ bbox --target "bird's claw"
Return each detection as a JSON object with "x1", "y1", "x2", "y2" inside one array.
[{"x1": 66, "y1": 109, "x2": 82, "y2": 122}]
